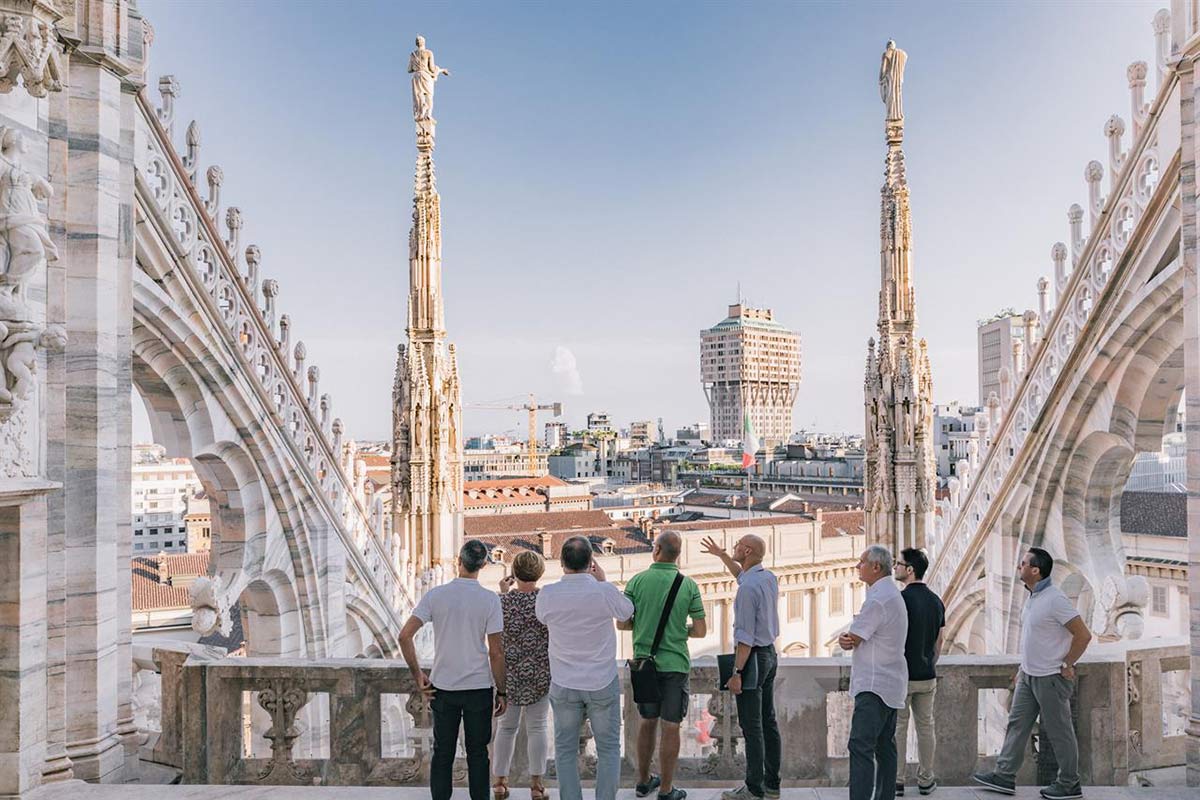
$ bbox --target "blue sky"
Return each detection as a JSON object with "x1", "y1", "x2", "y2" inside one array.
[{"x1": 136, "y1": 0, "x2": 1160, "y2": 442}]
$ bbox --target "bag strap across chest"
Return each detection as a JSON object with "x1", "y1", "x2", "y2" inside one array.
[{"x1": 649, "y1": 572, "x2": 686, "y2": 658}]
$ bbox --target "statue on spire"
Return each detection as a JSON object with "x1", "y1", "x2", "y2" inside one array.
[
  {"x1": 409, "y1": 35, "x2": 451, "y2": 123},
  {"x1": 879, "y1": 40, "x2": 907, "y2": 123}
]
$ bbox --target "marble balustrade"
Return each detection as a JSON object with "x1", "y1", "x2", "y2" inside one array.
[{"x1": 168, "y1": 646, "x2": 1187, "y2": 788}]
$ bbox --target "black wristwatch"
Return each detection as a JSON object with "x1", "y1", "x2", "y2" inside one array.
[
  {"x1": 497, "y1": 691, "x2": 506, "y2": 697},
  {"x1": 735, "y1": 667, "x2": 747, "y2": 676}
]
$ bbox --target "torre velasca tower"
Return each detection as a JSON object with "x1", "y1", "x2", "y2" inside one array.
[
  {"x1": 392, "y1": 37, "x2": 465, "y2": 584},
  {"x1": 863, "y1": 41, "x2": 936, "y2": 553},
  {"x1": 701, "y1": 303, "x2": 801, "y2": 446}
]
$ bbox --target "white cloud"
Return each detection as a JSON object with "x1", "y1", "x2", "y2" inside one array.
[{"x1": 551, "y1": 346, "x2": 584, "y2": 396}]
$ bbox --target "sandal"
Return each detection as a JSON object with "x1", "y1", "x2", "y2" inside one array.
[
  {"x1": 494, "y1": 781, "x2": 510, "y2": 800},
  {"x1": 530, "y1": 784, "x2": 548, "y2": 800}
]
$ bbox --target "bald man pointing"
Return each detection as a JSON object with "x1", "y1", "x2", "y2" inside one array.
[{"x1": 702, "y1": 534, "x2": 781, "y2": 800}]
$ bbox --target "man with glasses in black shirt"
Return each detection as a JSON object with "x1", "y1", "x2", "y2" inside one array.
[{"x1": 892, "y1": 548, "x2": 944, "y2": 797}]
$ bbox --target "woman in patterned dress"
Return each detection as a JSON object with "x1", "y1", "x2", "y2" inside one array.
[{"x1": 492, "y1": 550, "x2": 551, "y2": 800}]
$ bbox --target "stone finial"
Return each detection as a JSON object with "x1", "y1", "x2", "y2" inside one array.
[
  {"x1": 204, "y1": 165, "x2": 223, "y2": 219},
  {"x1": 986, "y1": 390, "x2": 1001, "y2": 432},
  {"x1": 278, "y1": 313, "x2": 290, "y2": 352},
  {"x1": 999, "y1": 366, "x2": 1013, "y2": 405},
  {"x1": 244, "y1": 244, "x2": 261, "y2": 296},
  {"x1": 1052, "y1": 241, "x2": 1069, "y2": 297},
  {"x1": 1085, "y1": 161, "x2": 1104, "y2": 229},
  {"x1": 1023, "y1": 309, "x2": 1040, "y2": 355},
  {"x1": 332, "y1": 418, "x2": 344, "y2": 455},
  {"x1": 1011, "y1": 338, "x2": 1025, "y2": 379},
  {"x1": 320, "y1": 393, "x2": 332, "y2": 433},
  {"x1": 1104, "y1": 116, "x2": 1126, "y2": 185},
  {"x1": 1153, "y1": 9, "x2": 1171, "y2": 85},
  {"x1": 0, "y1": 10, "x2": 65, "y2": 98},
  {"x1": 262, "y1": 278, "x2": 279, "y2": 335},
  {"x1": 1067, "y1": 205, "x2": 1085, "y2": 262},
  {"x1": 1037, "y1": 276, "x2": 1050, "y2": 323},
  {"x1": 183, "y1": 120, "x2": 201, "y2": 183},
  {"x1": 293, "y1": 340, "x2": 306, "y2": 380},
  {"x1": 224, "y1": 207, "x2": 242, "y2": 266},
  {"x1": 157, "y1": 75, "x2": 180, "y2": 135},
  {"x1": 1127, "y1": 61, "x2": 1149, "y2": 136},
  {"x1": 307, "y1": 365, "x2": 320, "y2": 408}
]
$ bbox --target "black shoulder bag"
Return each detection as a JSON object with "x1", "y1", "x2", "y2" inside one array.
[{"x1": 627, "y1": 572, "x2": 685, "y2": 704}]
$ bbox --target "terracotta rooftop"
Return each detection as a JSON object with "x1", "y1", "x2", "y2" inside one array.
[
  {"x1": 817, "y1": 510, "x2": 866, "y2": 539},
  {"x1": 131, "y1": 551, "x2": 210, "y2": 612}
]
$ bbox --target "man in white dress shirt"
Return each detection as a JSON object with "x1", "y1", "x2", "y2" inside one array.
[
  {"x1": 536, "y1": 535, "x2": 634, "y2": 800},
  {"x1": 839, "y1": 544, "x2": 908, "y2": 800}
]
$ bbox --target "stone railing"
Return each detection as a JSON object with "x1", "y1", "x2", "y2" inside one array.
[
  {"x1": 133, "y1": 77, "x2": 413, "y2": 617},
  {"x1": 927, "y1": 7, "x2": 1181, "y2": 601},
  {"x1": 174, "y1": 645, "x2": 1188, "y2": 787}
]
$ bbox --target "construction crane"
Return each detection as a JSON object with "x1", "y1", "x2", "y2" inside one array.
[{"x1": 464, "y1": 394, "x2": 563, "y2": 474}]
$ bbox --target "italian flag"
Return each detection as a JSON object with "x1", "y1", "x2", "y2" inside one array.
[{"x1": 742, "y1": 411, "x2": 759, "y2": 470}]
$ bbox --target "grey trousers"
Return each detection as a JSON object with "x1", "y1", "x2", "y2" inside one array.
[{"x1": 995, "y1": 671, "x2": 1079, "y2": 787}]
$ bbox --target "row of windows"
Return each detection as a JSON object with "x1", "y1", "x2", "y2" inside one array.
[
  {"x1": 133, "y1": 540, "x2": 187, "y2": 551},
  {"x1": 134, "y1": 526, "x2": 187, "y2": 536},
  {"x1": 785, "y1": 587, "x2": 847, "y2": 620}
]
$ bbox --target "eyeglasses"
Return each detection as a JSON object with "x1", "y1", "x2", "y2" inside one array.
[{"x1": 894, "y1": 560, "x2": 910, "y2": 568}]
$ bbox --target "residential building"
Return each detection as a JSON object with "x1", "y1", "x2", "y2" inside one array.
[
  {"x1": 548, "y1": 442, "x2": 600, "y2": 479},
  {"x1": 463, "y1": 445, "x2": 549, "y2": 480},
  {"x1": 544, "y1": 421, "x2": 568, "y2": 450},
  {"x1": 629, "y1": 420, "x2": 654, "y2": 447},
  {"x1": 674, "y1": 423, "x2": 710, "y2": 446},
  {"x1": 586, "y1": 411, "x2": 613, "y2": 435},
  {"x1": 184, "y1": 493, "x2": 212, "y2": 553},
  {"x1": 934, "y1": 402, "x2": 984, "y2": 480},
  {"x1": 700, "y1": 303, "x2": 802, "y2": 444},
  {"x1": 977, "y1": 310, "x2": 1025, "y2": 406},
  {"x1": 132, "y1": 445, "x2": 203, "y2": 554}
]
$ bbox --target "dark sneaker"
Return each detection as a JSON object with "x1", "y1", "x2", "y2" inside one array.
[
  {"x1": 896, "y1": 783, "x2": 905, "y2": 797},
  {"x1": 972, "y1": 772, "x2": 1016, "y2": 795},
  {"x1": 1040, "y1": 784, "x2": 1083, "y2": 800},
  {"x1": 658, "y1": 790, "x2": 687, "y2": 800},
  {"x1": 764, "y1": 788, "x2": 781, "y2": 800},
  {"x1": 721, "y1": 786, "x2": 763, "y2": 800},
  {"x1": 918, "y1": 780, "x2": 937, "y2": 796},
  {"x1": 636, "y1": 776, "x2": 661, "y2": 798}
]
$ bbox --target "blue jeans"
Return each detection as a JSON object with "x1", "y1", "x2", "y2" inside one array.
[{"x1": 549, "y1": 676, "x2": 622, "y2": 800}]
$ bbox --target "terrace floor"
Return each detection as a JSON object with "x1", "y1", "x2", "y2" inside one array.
[{"x1": 21, "y1": 786, "x2": 1197, "y2": 800}]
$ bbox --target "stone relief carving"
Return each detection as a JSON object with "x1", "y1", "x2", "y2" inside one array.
[
  {"x1": 0, "y1": 3, "x2": 65, "y2": 97},
  {"x1": 190, "y1": 574, "x2": 232, "y2": 638},
  {"x1": 0, "y1": 125, "x2": 64, "y2": 480}
]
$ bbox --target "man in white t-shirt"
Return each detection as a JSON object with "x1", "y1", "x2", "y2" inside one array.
[
  {"x1": 399, "y1": 539, "x2": 506, "y2": 800},
  {"x1": 973, "y1": 547, "x2": 1092, "y2": 800},
  {"x1": 536, "y1": 535, "x2": 634, "y2": 800}
]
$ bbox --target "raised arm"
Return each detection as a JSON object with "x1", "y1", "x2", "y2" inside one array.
[{"x1": 701, "y1": 536, "x2": 741, "y2": 577}]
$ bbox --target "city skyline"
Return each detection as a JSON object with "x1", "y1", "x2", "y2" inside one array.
[{"x1": 135, "y1": 1, "x2": 1156, "y2": 441}]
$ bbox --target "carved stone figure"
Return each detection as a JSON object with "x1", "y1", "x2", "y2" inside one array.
[
  {"x1": 190, "y1": 574, "x2": 232, "y2": 637},
  {"x1": 408, "y1": 36, "x2": 450, "y2": 123},
  {"x1": 0, "y1": 126, "x2": 57, "y2": 317},
  {"x1": 0, "y1": 321, "x2": 65, "y2": 403},
  {"x1": 879, "y1": 40, "x2": 906, "y2": 122}
]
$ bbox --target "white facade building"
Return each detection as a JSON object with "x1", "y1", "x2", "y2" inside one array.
[
  {"x1": 701, "y1": 304, "x2": 801, "y2": 444},
  {"x1": 132, "y1": 445, "x2": 202, "y2": 554},
  {"x1": 934, "y1": 402, "x2": 983, "y2": 480},
  {"x1": 977, "y1": 311, "x2": 1025, "y2": 407}
]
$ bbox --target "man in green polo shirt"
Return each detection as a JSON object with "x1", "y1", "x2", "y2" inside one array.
[{"x1": 620, "y1": 530, "x2": 707, "y2": 800}]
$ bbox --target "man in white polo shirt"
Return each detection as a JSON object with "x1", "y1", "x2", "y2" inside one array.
[
  {"x1": 536, "y1": 535, "x2": 634, "y2": 800},
  {"x1": 974, "y1": 547, "x2": 1092, "y2": 800},
  {"x1": 399, "y1": 539, "x2": 506, "y2": 800},
  {"x1": 839, "y1": 544, "x2": 908, "y2": 800}
]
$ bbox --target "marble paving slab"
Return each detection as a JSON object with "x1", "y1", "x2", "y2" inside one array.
[{"x1": 19, "y1": 784, "x2": 1199, "y2": 800}]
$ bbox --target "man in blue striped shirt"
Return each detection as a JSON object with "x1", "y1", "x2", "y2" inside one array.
[{"x1": 702, "y1": 534, "x2": 781, "y2": 800}]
